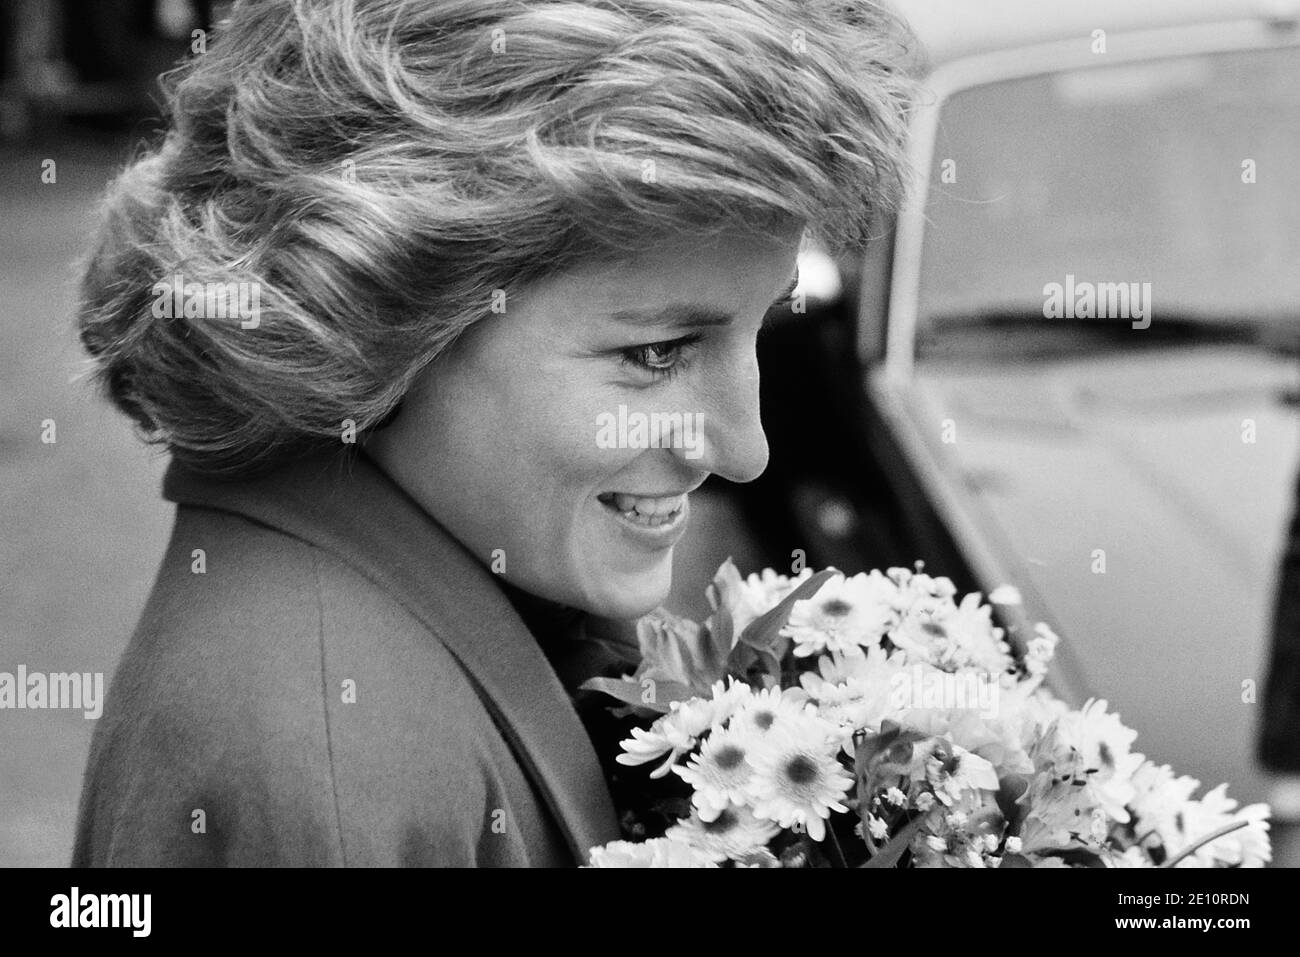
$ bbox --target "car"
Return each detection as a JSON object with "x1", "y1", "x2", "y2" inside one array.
[{"x1": 689, "y1": 0, "x2": 1300, "y2": 824}]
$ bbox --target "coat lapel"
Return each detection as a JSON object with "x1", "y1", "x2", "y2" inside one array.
[{"x1": 162, "y1": 449, "x2": 622, "y2": 863}]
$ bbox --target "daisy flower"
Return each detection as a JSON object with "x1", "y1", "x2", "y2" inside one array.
[
  {"x1": 586, "y1": 838, "x2": 719, "y2": 868},
  {"x1": 726, "y1": 684, "x2": 812, "y2": 744},
  {"x1": 746, "y1": 715, "x2": 853, "y2": 841},
  {"x1": 1126, "y1": 761, "x2": 1202, "y2": 855},
  {"x1": 673, "y1": 726, "x2": 758, "y2": 821},
  {"x1": 707, "y1": 677, "x2": 753, "y2": 728},
  {"x1": 665, "y1": 804, "x2": 781, "y2": 862},
  {"x1": 615, "y1": 694, "x2": 718, "y2": 778},
  {"x1": 1050, "y1": 698, "x2": 1145, "y2": 822},
  {"x1": 1169, "y1": 784, "x2": 1271, "y2": 868},
  {"x1": 890, "y1": 592, "x2": 1012, "y2": 674},
  {"x1": 800, "y1": 645, "x2": 907, "y2": 738},
  {"x1": 781, "y1": 571, "x2": 898, "y2": 657}
]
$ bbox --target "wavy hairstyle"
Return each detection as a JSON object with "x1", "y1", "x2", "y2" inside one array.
[{"x1": 77, "y1": 0, "x2": 917, "y2": 477}]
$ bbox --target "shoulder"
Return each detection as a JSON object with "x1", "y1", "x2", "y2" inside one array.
[{"x1": 76, "y1": 505, "x2": 526, "y2": 866}]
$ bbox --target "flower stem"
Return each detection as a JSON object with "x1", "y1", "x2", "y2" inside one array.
[{"x1": 1161, "y1": 819, "x2": 1249, "y2": 868}]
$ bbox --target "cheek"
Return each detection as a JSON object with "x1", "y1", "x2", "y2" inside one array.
[
  {"x1": 494, "y1": 374, "x2": 636, "y2": 504},
  {"x1": 439, "y1": 378, "x2": 636, "y2": 582}
]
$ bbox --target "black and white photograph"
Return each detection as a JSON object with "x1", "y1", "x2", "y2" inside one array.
[{"x1": 1, "y1": 0, "x2": 1298, "y2": 904}]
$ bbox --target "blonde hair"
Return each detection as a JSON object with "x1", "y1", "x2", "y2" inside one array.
[{"x1": 78, "y1": 0, "x2": 916, "y2": 476}]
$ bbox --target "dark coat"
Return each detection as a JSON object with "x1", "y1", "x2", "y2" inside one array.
[{"x1": 72, "y1": 449, "x2": 624, "y2": 866}]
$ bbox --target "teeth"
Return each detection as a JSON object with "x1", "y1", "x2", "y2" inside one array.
[{"x1": 603, "y1": 492, "x2": 686, "y2": 525}]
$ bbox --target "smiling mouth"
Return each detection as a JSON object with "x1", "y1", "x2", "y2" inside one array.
[{"x1": 597, "y1": 491, "x2": 688, "y2": 527}]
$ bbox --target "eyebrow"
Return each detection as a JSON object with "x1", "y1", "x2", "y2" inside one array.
[{"x1": 608, "y1": 269, "x2": 801, "y2": 329}]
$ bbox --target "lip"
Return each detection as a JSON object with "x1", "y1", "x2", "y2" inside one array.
[
  {"x1": 604, "y1": 489, "x2": 695, "y2": 499},
  {"x1": 597, "y1": 492, "x2": 693, "y2": 549},
  {"x1": 597, "y1": 476, "x2": 708, "y2": 501}
]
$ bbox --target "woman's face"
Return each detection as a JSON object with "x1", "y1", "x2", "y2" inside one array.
[{"x1": 367, "y1": 225, "x2": 803, "y2": 619}]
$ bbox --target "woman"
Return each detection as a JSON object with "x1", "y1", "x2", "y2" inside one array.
[{"x1": 72, "y1": 0, "x2": 913, "y2": 866}]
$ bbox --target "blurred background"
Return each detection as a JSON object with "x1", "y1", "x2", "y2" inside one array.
[{"x1": 2, "y1": 0, "x2": 1298, "y2": 866}]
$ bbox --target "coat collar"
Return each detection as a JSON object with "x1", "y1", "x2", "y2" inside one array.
[{"x1": 162, "y1": 448, "x2": 622, "y2": 864}]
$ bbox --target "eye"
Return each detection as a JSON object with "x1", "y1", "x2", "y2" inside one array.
[{"x1": 619, "y1": 334, "x2": 701, "y2": 381}]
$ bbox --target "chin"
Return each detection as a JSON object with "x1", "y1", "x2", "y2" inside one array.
[{"x1": 578, "y1": 563, "x2": 673, "y2": 620}]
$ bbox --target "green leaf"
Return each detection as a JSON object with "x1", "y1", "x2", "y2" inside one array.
[
  {"x1": 727, "y1": 641, "x2": 781, "y2": 687},
  {"x1": 708, "y1": 603, "x2": 735, "y2": 668},
  {"x1": 732, "y1": 568, "x2": 837, "y2": 657},
  {"x1": 577, "y1": 676, "x2": 695, "y2": 714},
  {"x1": 861, "y1": 813, "x2": 927, "y2": 868},
  {"x1": 1044, "y1": 848, "x2": 1107, "y2": 868},
  {"x1": 995, "y1": 774, "x2": 1030, "y2": 835}
]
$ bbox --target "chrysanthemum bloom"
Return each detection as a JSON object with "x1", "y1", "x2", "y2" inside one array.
[
  {"x1": 586, "y1": 838, "x2": 719, "y2": 868},
  {"x1": 617, "y1": 695, "x2": 719, "y2": 777},
  {"x1": 674, "y1": 726, "x2": 759, "y2": 821},
  {"x1": 1048, "y1": 699, "x2": 1145, "y2": 822},
  {"x1": 889, "y1": 592, "x2": 1013, "y2": 674},
  {"x1": 746, "y1": 715, "x2": 852, "y2": 841},
  {"x1": 708, "y1": 678, "x2": 755, "y2": 728},
  {"x1": 799, "y1": 645, "x2": 906, "y2": 742},
  {"x1": 1170, "y1": 785, "x2": 1271, "y2": 868},
  {"x1": 726, "y1": 685, "x2": 812, "y2": 743},
  {"x1": 665, "y1": 804, "x2": 781, "y2": 862},
  {"x1": 1125, "y1": 761, "x2": 1202, "y2": 857},
  {"x1": 782, "y1": 572, "x2": 899, "y2": 657}
]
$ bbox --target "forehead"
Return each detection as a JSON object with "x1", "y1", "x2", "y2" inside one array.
[{"x1": 562, "y1": 227, "x2": 804, "y2": 306}]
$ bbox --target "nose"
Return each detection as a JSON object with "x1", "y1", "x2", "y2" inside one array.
[{"x1": 675, "y1": 349, "x2": 769, "y2": 483}]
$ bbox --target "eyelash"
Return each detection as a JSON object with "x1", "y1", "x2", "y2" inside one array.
[{"x1": 619, "y1": 334, "x2": 703, "y2": 381}]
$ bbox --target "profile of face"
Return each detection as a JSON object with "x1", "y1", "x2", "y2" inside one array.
[{"x1": 367, "y1": 225, "x2": 803, "y2": 619}]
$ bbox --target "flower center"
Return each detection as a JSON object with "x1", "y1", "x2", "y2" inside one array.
[
  {"x1": 784, "y1": 753, "x2": 819, "y2": 786},
  {"x1": 753, "y1": 710, "x2": 775, "y2": 731},
  {"x1": 821, "y1": 598, "x2": 852, "y2": 617},
  {"x1": 713, "y1": 744, "x2": 746, "y2": 771}
]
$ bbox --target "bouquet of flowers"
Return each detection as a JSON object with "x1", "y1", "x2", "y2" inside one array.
[{"x1": 582, "y1": 560, "x2": 1271, "y2": 868}]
